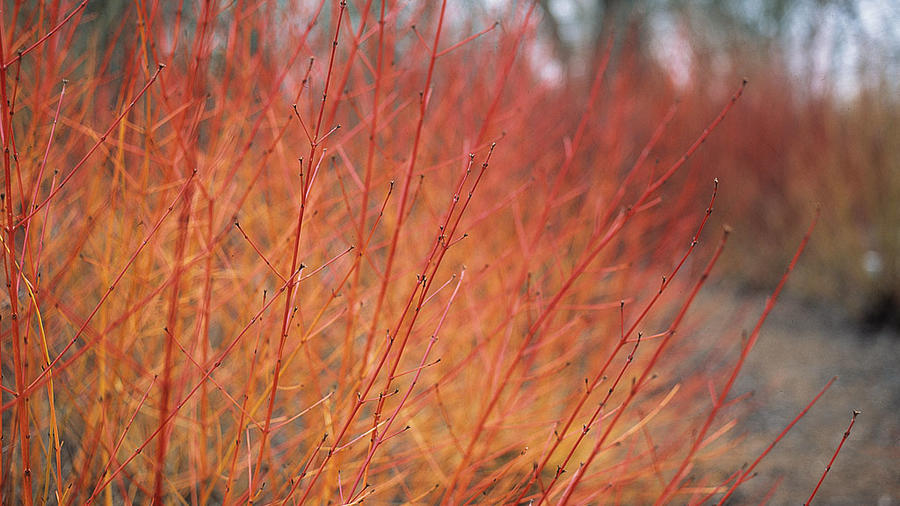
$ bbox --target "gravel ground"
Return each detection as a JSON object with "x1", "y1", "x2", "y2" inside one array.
[{"x1": 694, "y1": 288, "x2": 900, "y2": 505}]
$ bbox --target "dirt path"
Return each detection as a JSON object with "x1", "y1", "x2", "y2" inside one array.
[{"x1": 697, "y1": 289, "x2": 900, "y2": 504}]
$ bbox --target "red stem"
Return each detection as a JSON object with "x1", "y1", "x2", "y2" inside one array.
[
  {"x1": 715, "y1": 376, "x2": 837, "y2": 504},
  {"x1": 253, "y1": 0, "x2": 347, "y2": 487},
  {"x1": 557, "y1": 228, "x2": 730, "y2": 504},
  {"x1": 655, "y1": 209, "x2": 819, "y2": 505},
  {"x1": 803, "y1": 409, "x2": 859, "y2": 506}
]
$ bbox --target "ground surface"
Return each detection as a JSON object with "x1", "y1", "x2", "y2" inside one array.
[{"x1": 696, "y1": 288, "x2": 900, "y2": 505}]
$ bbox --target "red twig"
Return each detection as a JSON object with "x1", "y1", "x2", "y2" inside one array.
[
  {"x1": 655, "y1": 208, "x2": 820, "y2": 505},
  {"x1": 16, "y1": 64, "x2": 166, "y2": 227},
  {"x1": 2, "y1": 1, "x2": 89, "y2": 69},
  {"x1": 804, "y1": 410, "x2": 860, "y2": 505},
  {"x1": 715, "y1": 376, "x2": 837, "y2": 504}
]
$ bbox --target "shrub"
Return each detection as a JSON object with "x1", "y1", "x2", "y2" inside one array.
[{"x1": 0, "y1": 1, "x2": 842, "y2": 503}]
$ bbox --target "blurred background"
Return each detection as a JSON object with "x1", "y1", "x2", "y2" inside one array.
[
  {"x1": 509, "y1": 0, "x2": 900, "y2": 502},
  {"x1": 514, "y1": 0, "x2": 899, "y2": 327},
  {"x1": 80, "y1": 0, "x2": 900, "y2": 326}
]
